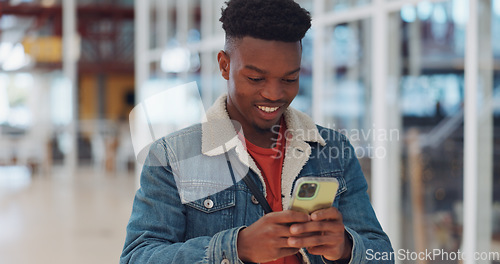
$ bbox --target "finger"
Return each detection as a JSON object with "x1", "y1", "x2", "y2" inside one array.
[
  {"x1": 290, "y1": 221, "x2": 343, "y2": 235},
  {"x1": 269, "y1": 238, "x2": 302, "y2": 258},
  {"x1": 265, "y1": 210, "x2": 310, "y2": 224},
  {"x1": 276, "y1": 247, "x2": 302, "y2": 260},
  {"x1": 259, "y1": 223, "x2": 298, "y2": 237},
  {"x1": 306, "y1": 245, "x2": 344, "y2": 259},
  {"x1": 290, "y1": 231, "x2": 322, "y2": 238},
  {"x1": 287, "y1": 232, "x2": 343, "y2": 248},
  {"x1": 310, "y1": 207, "x2": 342, "y2": 221},
  {"x1": 270, "y1": 237, "x2": 301, "y2": 249}
]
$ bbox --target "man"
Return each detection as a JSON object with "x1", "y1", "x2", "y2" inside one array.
[{"x1": 121, "y1": 0, "x2": 393, "y2": 263}]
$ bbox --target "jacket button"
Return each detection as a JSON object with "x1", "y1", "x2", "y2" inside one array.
[
  {"x1": 221, "y1": 259, "x2": 230, "y2": 264},
  {"x1": 203, "y1": 198, "x2": 214, "y2": 209},
  {"x1": 251, "y1": 195, "x2": 259, "y2": 205}
]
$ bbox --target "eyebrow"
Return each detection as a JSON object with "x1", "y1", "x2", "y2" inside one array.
[{"x1": 244, "y1": 65, "x2": 301, "y2": 76}]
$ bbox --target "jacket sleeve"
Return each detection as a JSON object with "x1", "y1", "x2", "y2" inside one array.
[
  {"x1": 335, "y1": 136, "x2": 394, "y2": 264},
  {"x1": 120, "y1": 140, "x2": 245, "y2": 264}
]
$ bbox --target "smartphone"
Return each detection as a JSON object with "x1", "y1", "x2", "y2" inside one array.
[{"x1": 288, "y1": 177, "x2": 339, "y2": 214}]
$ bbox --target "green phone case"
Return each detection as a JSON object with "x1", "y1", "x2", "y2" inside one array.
[{"x1": 289, "y1": 177, "x2": 339, "y2": 214}]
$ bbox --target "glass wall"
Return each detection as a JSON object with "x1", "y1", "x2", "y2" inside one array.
[
  {"x1": 395, "y1": 1, "x2": 467, "y2": 260},
  {"x1": 318, "y1": 19, "x2": 374, "y2": 181}
]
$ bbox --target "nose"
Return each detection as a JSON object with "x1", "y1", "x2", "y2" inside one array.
[{"x1": 260, "y1": 80, "x2": 285, "y2": 102}]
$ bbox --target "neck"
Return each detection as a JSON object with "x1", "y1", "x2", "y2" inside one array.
[{"x1": 244, "y1": 129, "x2": 277, "y2": 148}]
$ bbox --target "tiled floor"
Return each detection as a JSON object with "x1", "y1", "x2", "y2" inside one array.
[{"x1": 0, "y1": 166, "x2": 138, "y2": 264}]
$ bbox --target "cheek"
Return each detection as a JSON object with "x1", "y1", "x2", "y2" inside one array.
[
  {"x1": 234, "y1": 86, "x2": 253, "y2": 106},
  {"x1": 227, "y1": 81, "x2": 251, "y2": 107},
  {"x1": 287, "y1": 85, "x2": 300, "y2": 99},
  {"x1": 227, "y1": 78, "x2": 239, "y2": 98},
  {"x1": 232, "y1": 79, "x2": 253, "y2": 97},
  {"x1": 228, "y1": 73, "x2": 244, "y2": 93}
]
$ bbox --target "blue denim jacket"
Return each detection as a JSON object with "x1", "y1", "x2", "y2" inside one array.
[{"x1": 121, "y1": 95, "x2": 393, "y2": 264}]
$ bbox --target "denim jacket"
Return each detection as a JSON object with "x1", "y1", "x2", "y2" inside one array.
[{"x1": 121, "y1": 95, "x2": 393, "y2": 264}]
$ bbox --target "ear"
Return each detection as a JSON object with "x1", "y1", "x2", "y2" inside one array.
[{"x1": 217, "y1": 50, "x2": 230, "y2": 80}]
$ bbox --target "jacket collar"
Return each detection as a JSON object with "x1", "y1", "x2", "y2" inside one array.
[{"x1": 201, "y1": 94, "x2": 326, "y2": 156}]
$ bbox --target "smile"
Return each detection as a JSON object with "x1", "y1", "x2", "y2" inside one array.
[{"x1": 257, "y1": 105, "x2": 280, "y2": 113}]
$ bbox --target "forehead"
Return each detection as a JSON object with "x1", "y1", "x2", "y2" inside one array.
[{"x1": 230, "y1": 37, "x2": 302, "y2": 73}]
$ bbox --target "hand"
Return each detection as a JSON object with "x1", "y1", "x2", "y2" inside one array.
[
  {"x1": 237, "y1": 210, "x2": 310, "y2": 263},
  {"x1": 287, "y1": 207, "x2": 352, "y2": 262}
]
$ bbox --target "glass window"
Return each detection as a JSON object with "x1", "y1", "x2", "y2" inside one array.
[
  {"x1": 213, "y1": 0, "x2": 226, "y2": 36},
  {"x1": 326, "y1": 0, "x2": 371, "y2": 12},
  {"x1": 291, "y1": 30, "x2": 313, "y2": 116},
  {"x1": 188, "y1": 0, "x2": 202, "y2": 44},
  {"x1": 323, "y1": 20, "x2": 371, "y2": 129},
  {"x1": 208, "y1": 51, "x2": 226, "y2": 104},
  {"x1": 0, "y1": 73, "x2": 35, "y2": 128},
  {"x1": 394, "y1": 0, "x2": 467, "y2": 257},
  {"x1": 321, "y1": 19, "x2": 373, "y2": 180}
]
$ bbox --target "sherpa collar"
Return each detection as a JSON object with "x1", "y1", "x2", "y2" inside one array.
[{"x1": 201, "y1": 94, "x2": 326, "y2": 156}]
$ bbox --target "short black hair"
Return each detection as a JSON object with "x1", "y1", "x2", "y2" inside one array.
[{"x1": 220, "y1": 0, "x2": 311, "y2": 44}]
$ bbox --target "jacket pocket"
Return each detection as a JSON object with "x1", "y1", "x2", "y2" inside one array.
[
  {"x1": 185, "y1": 189, "x2": 235, "y2": 213},
  {"x1": 184, "y1": 189, "x2": 236, "y2": 239}
]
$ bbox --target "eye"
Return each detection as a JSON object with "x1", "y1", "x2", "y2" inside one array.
[
  {"x1": 248, "y1": 77, "x2": 264, "y2": 82},
  {"x1": 283, "y1": 78, "x2": 298, "y2": 83}
]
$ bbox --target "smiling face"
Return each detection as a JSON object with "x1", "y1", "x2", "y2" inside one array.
[{"x1": 217, "y1": 36, "x2": 301, "y2": 145}]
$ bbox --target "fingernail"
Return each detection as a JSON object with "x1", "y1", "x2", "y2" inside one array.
[
  {"x1": 311, "y1": 213, "x2": 318, "y2": 220},
  {"x1": 288, "y1": 238, "x2": 298, "y2": 246},
  {"x1": 290, "y1": 226, "x2": 298, "y2": 234}
]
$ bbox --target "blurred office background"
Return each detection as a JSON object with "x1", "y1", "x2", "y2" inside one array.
[{"x1": 0, "y1": 0, "x2": 499, "y2": 263}]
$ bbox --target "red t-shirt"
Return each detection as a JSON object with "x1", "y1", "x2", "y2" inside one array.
[{"x1": 244, "y1": 121, "x2": 301, "y2": 264}]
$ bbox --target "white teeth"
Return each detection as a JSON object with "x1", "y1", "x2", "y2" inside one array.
[{"x1": 258, "y1": 106, "x2": 279, "y2": 113}]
